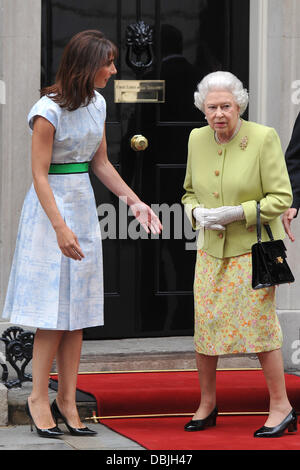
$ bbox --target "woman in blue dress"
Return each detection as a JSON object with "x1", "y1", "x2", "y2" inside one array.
[{"x1": 2, "y1": 30, "x2": 162, "y2": 437}]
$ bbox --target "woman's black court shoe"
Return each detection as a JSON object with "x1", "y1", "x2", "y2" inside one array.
[
  {"x1": 254, "y1": 409, "x2": 297, "y2": 438},
  {"x1": 25, "y1": 400, "x2": 64, "y2": 438},
  {"x1": 184, "y1": 406, "x2": 218, "y2": 431},
  {"x1": 51, "y1": 399, "x2": 97, "y2": 436}
]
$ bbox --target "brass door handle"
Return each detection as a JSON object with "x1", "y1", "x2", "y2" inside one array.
[{"x1": 130, "y1": 134, "x2": 148, "y2": 151}]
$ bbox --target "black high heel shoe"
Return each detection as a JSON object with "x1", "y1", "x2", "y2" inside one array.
[
  {"x1": 254, "y1": 409, "x2": 297, "y2": 438},
  {"x1": 25, "y1": 400, "x2": 64, "y2": 438},
  {"x1": 51, "y1": 399, "x2": 97, "y2": 436},
  {"x1": 184, "y1": 406, "x2": 218, "y2": 431}
]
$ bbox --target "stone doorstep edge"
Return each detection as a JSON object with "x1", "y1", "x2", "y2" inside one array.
[
  {"x1": 8, "y1": 401, "x2": 96, "y2": 427},
  {"x1": 0, "y1": 382, "x2": 8, "y2": 426}
]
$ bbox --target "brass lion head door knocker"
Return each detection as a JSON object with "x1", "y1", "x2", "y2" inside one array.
[{"x1": 126, "y1": 20, "x2": 154, "y2": 75}]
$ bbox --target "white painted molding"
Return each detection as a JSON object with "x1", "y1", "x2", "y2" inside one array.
[
  {"x1": 0, "y1": 0, "x2": 41, "y2": 314},
  {"x1": 249, "y1": 0, "x2": 269, "y2": 124}
]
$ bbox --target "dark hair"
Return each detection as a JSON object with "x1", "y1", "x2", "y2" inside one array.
[{"x1": 41, "y1": 30, "x2": 117, "y2": 111}]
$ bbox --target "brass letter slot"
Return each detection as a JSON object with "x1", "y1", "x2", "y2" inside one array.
[{"x1": 114, "y1": 80, "x2": 165, "y2": 103}]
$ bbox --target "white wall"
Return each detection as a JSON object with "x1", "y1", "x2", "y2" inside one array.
[
  {"x1": 0, "y1": 0, "x2": 41, "y2": 316},
  {"x1": 250, "y1": 0, "x2": 300, "y2": 373}
]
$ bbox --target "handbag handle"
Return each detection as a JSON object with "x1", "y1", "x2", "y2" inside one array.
[{"x1": 256, "y1": 202, "x2": 274, "y2": 242}]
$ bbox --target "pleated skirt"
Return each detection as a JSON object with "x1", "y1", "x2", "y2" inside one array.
[{"x1": 2, "y1": 173, "x2": 103, "y2": 331}]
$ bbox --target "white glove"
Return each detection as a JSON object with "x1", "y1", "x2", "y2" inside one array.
[
  {"x1": 193, "y1": 207, "x2": 225, "y2": 231},
  {"x1": 193, "y1": 206, "x2": 244, "y2": 230},
  {"x1": 203, "y1": 206, "x2": 245, "y2": 225}
]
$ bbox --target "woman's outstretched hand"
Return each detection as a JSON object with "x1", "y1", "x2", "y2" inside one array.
[
  {"x1": 55, "y1": 224, "x2": 85, "y2": 260},
  {"x1": 282, "y1": 208, "x2": 298, "y2": 242},
  {"x1": 130, "y1": 202, "x2": 163, "y2": 235}
]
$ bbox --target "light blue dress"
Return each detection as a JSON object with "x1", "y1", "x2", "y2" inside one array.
[{"x1": 2, "y1": 92, "x2": 105, "y2": 330}]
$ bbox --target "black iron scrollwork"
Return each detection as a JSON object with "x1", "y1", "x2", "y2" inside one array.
[
  {"x1": 126, "y1": 20, "x2": 154, "y2": 74},
  {"x1": 0, "y1": 327, "x2": 34, "y2": 388},
  {"x1": 0, "y1": 353, "x2": 8, "y2": 383}
]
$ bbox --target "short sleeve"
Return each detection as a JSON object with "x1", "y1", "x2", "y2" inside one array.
[
  {"x1": 93, "y1": 91, "x2": 106, "y2": 120},
  {"x1": 27, "y1": 96, "x2": 60, "y2": 134}
]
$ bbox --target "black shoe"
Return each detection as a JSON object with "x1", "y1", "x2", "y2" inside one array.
[
  {"x1": 51, "y1": 399, "x2": 97, "y2": 436},
  {"x1": 254, "y1": 409, "x2": 297, "y2": 438},
  {"x1": 25, "y1": 399, "x2": 64, "y2": 438},
  {"x1": 184, "y1": 406, "x2": 218, "y2": 431}
]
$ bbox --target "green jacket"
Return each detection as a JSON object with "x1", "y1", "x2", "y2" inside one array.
[{"x1": 182, "y1": 120, "x2": 293, "y2": 258}]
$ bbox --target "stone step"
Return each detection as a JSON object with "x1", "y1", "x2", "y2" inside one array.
[
  {"x1": 2, "y1": 336, "x2": 261, "y2": 425},
  {"x1": 71, "y1": 337, "x2": 261, "y2": 373}
]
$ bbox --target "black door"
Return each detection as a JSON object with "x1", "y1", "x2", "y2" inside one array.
[{"x1": 42, "y1": 0, "x2": 249, "y2": 340}]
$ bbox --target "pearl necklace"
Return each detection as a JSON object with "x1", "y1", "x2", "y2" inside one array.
[{"x1": 214, "y1": 118, "x2": 242, "y2": 144}]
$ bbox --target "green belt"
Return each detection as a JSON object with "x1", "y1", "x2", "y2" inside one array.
[{"x1": 48, "y1": 162, "x2": 89, "y2": 174}]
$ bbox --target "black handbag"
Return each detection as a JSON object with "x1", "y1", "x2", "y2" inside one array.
[{"x1": 251, "y1": 202, "x2": 295, "y2": 289}]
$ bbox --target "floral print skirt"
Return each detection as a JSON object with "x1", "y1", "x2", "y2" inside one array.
[{"x1": 193, "y1": 250, "x2": 282, "y2": 355}]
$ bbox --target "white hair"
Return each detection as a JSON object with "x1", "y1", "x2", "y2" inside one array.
[{"x1": 194, "y1": 71, "x2": 249, "y2": 116}]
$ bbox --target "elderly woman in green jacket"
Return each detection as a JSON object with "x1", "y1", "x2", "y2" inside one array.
[{"x1": 182, "y1": 71, "x2": 296, "y2": 438}]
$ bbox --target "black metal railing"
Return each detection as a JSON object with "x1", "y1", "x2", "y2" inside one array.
[{"x1": 0, "y1": 327, "x2": 34, "y2": 388}]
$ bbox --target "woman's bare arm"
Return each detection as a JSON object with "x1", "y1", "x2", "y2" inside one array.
[
  {"x1": 31, "y1": 116, "x2": 84, "y2": 260},
  {"x1": 91, "y1": 125, "x2": 162, "y2": 234}
]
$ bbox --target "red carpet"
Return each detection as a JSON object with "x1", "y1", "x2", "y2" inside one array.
[
  {"x1": 103, "y1": 415, "x2": 300, "y2": 450},
  {"x1": 50, "y1": 369, "x2": 300, "y2": 450}
]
